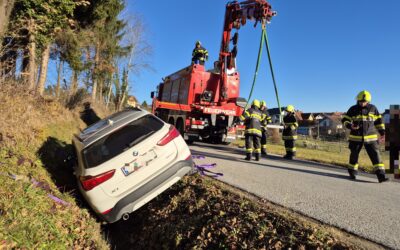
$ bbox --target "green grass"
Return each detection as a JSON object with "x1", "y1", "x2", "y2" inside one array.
[
  {"x1": 0, "y1": 100, "x2": 109, "y2": 249},
  {"x1": 233, "y1": 138, "x2": 390, "y2": 173}
]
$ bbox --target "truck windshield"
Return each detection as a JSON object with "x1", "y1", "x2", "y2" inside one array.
[{"x1": 82, "y1": 115, "x2": 164, "y2": 169}]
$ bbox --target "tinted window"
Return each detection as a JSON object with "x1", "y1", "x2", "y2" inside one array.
[
  {"x1": 83, "y1": 115, "x2": 164, "y2": 169},
  {"x1": 81, "y1": 109, "x2": 139, "y2": 136}
]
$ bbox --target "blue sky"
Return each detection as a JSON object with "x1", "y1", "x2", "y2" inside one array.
[
  {"x1": 124, "y1": 0, "x2": 400, "y2": 112},
  {"x1": 44, "y1": 0, "x2": 400, "y2": 112}
]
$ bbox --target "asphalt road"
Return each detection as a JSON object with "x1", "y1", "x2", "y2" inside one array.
[{"x1": 190, "y1": 143, "x2": 400, "y2": 249}]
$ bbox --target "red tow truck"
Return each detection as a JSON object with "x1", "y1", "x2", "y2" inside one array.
[{"x1": 151, "y1": 0, "x2": 276, "y2": 144}]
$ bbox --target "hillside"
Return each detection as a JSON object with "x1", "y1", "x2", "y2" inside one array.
[{"x1": 0, "y1": 85, "x2": 109, "y2": 249}]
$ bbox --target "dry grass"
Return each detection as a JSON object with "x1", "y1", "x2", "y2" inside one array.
[
  {"x1": 105, "y1": 175, "x2": 380, "y2": 249},
  {"x1": 233, "y1": 138, "x2": 389, "y2": 172},
  {"x1": 0, "y1": 84, "x2": 74, "y2": 151},
  {"x1": 0, "y1": 84, "x2": 109, "y2": 249}
]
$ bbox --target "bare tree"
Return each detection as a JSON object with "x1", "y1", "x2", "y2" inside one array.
[{"x1": 36, "y1": 43, "x2": 50, "y2": 95}]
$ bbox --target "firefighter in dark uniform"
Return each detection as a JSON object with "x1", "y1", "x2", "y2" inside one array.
[
  {"x1": 283, "y1": 105, "x2": 298, "y2": 160},
  {"x1": 192, "y1": 41, "x2": 208, "y2": 65},
  {"x1": 341, "y1": 90, "x2": 388, "y2": 183},
  {"x1": 240, "y1": 99, "x2": 263, "y2": 161},
  {"x1": 260, "y1": 100, "x2": 272, "y2": 156}
]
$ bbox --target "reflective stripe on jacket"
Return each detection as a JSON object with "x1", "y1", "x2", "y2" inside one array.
[
  {"x1": 341, "y1": 103, "x2": 385, "y2": 143},
  {"x1": 261, "y1": 109, "x2": 272, "y2": 128},
  {"x1": 240, "y1": 107, "x2": 263, "y2": 137},
  {"x1": 282, "y1": 113, "x2": 298, "y2": 140}
]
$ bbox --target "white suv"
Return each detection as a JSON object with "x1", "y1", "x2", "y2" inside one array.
[{"x1": 72, "y1": 108, "x2": 193, "y2": 223}]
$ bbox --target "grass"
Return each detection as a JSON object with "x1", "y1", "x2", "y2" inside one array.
[
  {"x1": 104, "y1": 175, "x2": 381, "y2": 249},
  {"x1": 0, "y1": 86, "x2": 109, "y2": 249},
  {"x1": 233, "y1": 138, "x2": 390, "y2": 173}
]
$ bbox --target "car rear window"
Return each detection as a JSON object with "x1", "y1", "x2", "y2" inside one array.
[{"x1": 82, "y1": 115, "x2": 164, "y2": 169}]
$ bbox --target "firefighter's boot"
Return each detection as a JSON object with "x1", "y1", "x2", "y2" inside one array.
[
  {"x1": 376, "y1": 169, "x2": 389, "y2": 183},
  {"x1": 255, "y1": 153, "x2": 260, "y2": 161},
  {"x1": 284, "y1": 152, "x2": 293, "y2": 160},
  {"x1": 244, "y1": 153, "x2": 251, "y2": 161},
  {"x1": 261, "y1": 149, "x2": 268, "y2": 156},
  {"x1": 348, "y1": 169, "x2": 358, "y2": 180}
]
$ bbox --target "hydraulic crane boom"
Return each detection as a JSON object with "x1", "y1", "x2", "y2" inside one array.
[{"x1": 219, "y1": 0, "x2": 276, "y2": 104}]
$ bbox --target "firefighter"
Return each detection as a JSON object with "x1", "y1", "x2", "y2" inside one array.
[
  {"x1": 282, "y1": 105, "x2": 298, "y2": 160},
  {"x1": 192, "y1": 41, "x2": 208, "y2": 66},
  {"x1": 240, "y1": 99, "x2": 263, "y2": 161},
  {"x1": 260, "y1": 100, "x2": 272, "y2": 156},
  {"x1": 341, "y1": 90, "x2": 388, "y2": 183}
]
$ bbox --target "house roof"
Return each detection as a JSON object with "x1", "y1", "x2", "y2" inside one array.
[
  {"x1": 301, "y1": 113, "x2": 314, "y2": 120},
  {"x1": 321, "y1": 113, "x2": 343, "y2": 124}
]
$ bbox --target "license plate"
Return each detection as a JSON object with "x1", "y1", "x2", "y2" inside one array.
[
  {"x1": 121, "y1": 149, "x2": 157, "y2": 176},
  {"x1": 121, "y1": 161, "x2": 142, "y2": 176}
]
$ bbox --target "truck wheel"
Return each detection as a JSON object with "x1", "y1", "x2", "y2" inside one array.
[
  {"x1": 168, "y1": 117, "x2": 175, "y2": 126},
  {"x1": 176, "y1": 118, "x2": 184, "y2": 136},
  {"x1": 186, "y1": 137, "x2": 195, "y2": 145}
]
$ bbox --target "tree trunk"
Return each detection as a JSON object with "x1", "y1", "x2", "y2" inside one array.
[
  {"x1": 36, "y1": 43, "x2": 50, "y2": 95},
  {"x1": 70, "y1": 70, "x2": 78, "y2": 95},
  {"x1": 55, "y1": 60, "x2": 63, "y2": 98},
  {"x1": 27, "y1": 21, "x2": 36, "y2": 90},
  {"x1": 0, "y1": 0, "x2": 15, "y2": 51},
  {"x1": 97, "y1": 78, "x2": 104, "y2": 103},
  {"x1": 91, "y1": 43, "x2": 100, "y2": 101},
  {"x1": 118, "y1": 92, "x2": 126, "y2": 111}
]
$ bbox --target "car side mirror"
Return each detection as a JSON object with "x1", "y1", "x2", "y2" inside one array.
[{"x1": 150, "y1": 91, "x2": 155, "y2": 99}]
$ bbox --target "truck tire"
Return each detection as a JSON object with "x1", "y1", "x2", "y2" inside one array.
[
  {"x1": 176, "y1": 118, "x2": 184, "y2": 136},
  {"x1": 168, "y1": 117, "x2": 175, "y2": 126}
]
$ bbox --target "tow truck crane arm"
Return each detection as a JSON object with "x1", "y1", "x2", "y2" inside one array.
[{"x1": 219, "y1": 0, "x2": 276, "y2": 104}]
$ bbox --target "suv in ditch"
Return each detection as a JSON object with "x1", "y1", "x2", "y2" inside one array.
[{"x1": 72, "y1": 108, "x2": 193, "y2": 223}]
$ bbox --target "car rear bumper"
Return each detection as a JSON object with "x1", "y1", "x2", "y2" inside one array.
[{"x1": 101, "y1": 159, "x2": 194, "y2": 223}]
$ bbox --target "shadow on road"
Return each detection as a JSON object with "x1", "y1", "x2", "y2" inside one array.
[{"x1": 190, "y1": 149, "x2": 376, "y2": 184}]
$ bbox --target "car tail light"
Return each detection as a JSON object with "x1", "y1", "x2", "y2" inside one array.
[
  {"x1": 102, "y1": 208, "x2": 112, "y2": 215},
  {"x1": 80, "y1": 169, "x2": 116, "y2": 191},
  {"x1": 157, "y1": 125, "x2": 180, "y2": 146}
]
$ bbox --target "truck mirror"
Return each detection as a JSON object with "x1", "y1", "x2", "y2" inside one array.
[{"x1": 150, "y1": 91, "x2": 155, "y2": 99}]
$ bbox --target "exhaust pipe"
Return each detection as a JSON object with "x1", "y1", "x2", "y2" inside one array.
[{"x1": 122, "y1": 213, "x2": 130, "y2": 221}]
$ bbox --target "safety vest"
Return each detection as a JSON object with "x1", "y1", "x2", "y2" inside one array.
[
  {"x1": 282, "y1": 113, "x2": 298, "y2": 140},
  {"x1": 192, "y1": 46, "x2": 209, "y2": 62},
  {"x1": 341, "y1": 104, "x2": 385, "y2": 143},
  {"x1": 240, "y1": 107, "x2": 264, "y2": 137}
]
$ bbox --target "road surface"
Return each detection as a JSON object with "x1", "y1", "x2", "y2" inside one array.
[{"x1": 190, "y1": 143, "x2": 400, "y2": 249}]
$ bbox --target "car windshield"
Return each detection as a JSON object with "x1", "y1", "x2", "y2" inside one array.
[{"x1": 82, "y1": 115, "x2": 164, "y2": 169}]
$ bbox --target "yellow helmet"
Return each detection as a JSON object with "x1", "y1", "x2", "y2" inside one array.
[
  {"x1": 356, "y1": 90, "x2": 371, "y2": 102},
  {"x1": 252, "y1": 99, "x2": 260, "y2": 108},
  {"x1": 261, "y1": 100, "x2": 267, "y2": 107},
  {"x1": 286, "y1": 105, "x2": 295, "y2": 112}
]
